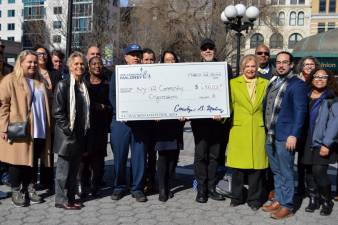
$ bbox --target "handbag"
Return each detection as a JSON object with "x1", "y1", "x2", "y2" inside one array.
[{"x1": 7, "y1": 83, "x2": 34, "y2": 142}]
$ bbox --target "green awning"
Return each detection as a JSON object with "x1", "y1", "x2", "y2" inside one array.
[{"x1": 292, "y1": 51, "x2": 338, "y2": 58}]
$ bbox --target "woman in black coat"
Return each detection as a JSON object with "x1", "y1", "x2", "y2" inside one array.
[
  {"x1": 53, "y1": 52, "x2": 90, "y2": 210},
  {"x1": 154, "y1": 51, "x2": 185, "y2": 202},
  {"x1": 300, "y1": 69, "x2": 338, "y2": 216},
  {"x1": 80, "y1": 56, "x2": 111, "y2": 197},
  {"x1": 34, "y1": 46, "x2": 62, "y2": 191}
]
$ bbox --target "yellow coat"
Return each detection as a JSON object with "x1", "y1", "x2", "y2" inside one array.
[
  {"x1": 0, "y1": 73, "x2": 52, "y2": 167},
  {"x1": 227, "y1": 75, "x2": 268, "y2": 169}
]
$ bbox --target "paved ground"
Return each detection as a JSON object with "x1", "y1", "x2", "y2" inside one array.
[{"x1": 0, "y1": 123, "x2": 337, "y2": 225}]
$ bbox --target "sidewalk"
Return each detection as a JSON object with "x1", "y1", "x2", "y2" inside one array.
[{"x1": 0, "y1": 123, "x2": 337, "y2": 225}]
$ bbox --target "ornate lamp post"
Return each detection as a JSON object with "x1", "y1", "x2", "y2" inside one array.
[{"x1": 221, "y1": 4, "x2": 260, "y2": 76}]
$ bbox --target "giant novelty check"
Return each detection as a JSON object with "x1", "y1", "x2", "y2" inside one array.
[{"x1": 116, "y1": 62, "x2": 230, "y2": 121}]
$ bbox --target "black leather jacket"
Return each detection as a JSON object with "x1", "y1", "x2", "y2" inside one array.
[{"x1": 53, "y1": 79, "x2": 87, "y2": 157}]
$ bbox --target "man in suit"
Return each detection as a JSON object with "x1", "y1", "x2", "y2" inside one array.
[
  {"x1": 262, "y1": 51, "x2": 307, "y2": 219},
  {"x1": 255, "y1": 44, "x2": 274, "y2": 80}
]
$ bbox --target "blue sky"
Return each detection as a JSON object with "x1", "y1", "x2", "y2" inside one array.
[{"x1": 120, "y1": 0, "x2": 129, "y2": 7}]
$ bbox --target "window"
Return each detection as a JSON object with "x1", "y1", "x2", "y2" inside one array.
[
  {"x1": 73, "y1": 3, "x2": 92, "y2": 17},
  {"x1": 24, "y1": 6, "x2": 44, "y2": 20},
  {"x1": 328, "y1": 22, "x2": 336, "y2": 30},
  {"x1": 299, "y1": 0, "x2": 305, "y2": 4},
  {"x1": 8, "y1": 9, "x2": 15, "y2": 17},
  {"x1": 271, "y1": 12, "x2": 278, "y2": 26},
  {"x1": 53, "y1": 21, "x2": 62, "y2": 29},
  {"x1": 53, "y1": 35, "x2": 61, "y2": 43},
  {"x1": 270, "y1": 33, "x2": 283, "y2": 49},
  {"x1": 8, "y1": 0, "x2": 15, "y2": 3},
  {"x1": 329, "y1": 0, "x2": 336, "y2": 13},
  {"x1": 291, "y1": 0, "x2": 297, "y2": 4},
  {"x1": 278, "y1": 12, "x2": 285, "y2": 26},
  {"x1": 250, "y1": 33, "x2": 264, "y2": 48},
  {"x1": 318, "y1": 22, "x2": 326, "y2": 33},
  {"x1": 73, "y1": 18, "x2": 92, "y2": 32},
  {"x1": 7, "y1": 36, "x2": 14, "y2": 41},
  {"x1": 7, "y1": 23, "x2": 15, "y2": 30},
  {"x1": 0, "y1": 24, "x2": 1, "y2": 31},
  {"x1": 0, "y1": 10, "x2": 1, "y2": 17},
  {"x1": 319, "y1": 0, "x2": 327, "y2": 12},
  {"x1": 53, "y1": 7, "x2": 62, "y2": 15},
  {"x1": 288, "y1": 33, "x2": 302, "y2": 48},
  {"x1": 298, "y1": 12, "x2": 304, "y2": 26},
  {"x1": 289, "y1": 12, "x2": 296, "y2": 26}
]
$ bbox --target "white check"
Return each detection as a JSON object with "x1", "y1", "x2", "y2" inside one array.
[{"x1": 116, "y1": 62, "x2": 230, "y2": 121}]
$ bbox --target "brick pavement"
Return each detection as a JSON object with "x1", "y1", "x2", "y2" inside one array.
[{"x1": 0, "y1": 123, "x2": 337, "y2": 225}]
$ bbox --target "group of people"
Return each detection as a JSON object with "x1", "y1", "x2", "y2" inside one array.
[{"x1": 0, "y1": 39, "x2": 337, "y2": 220}]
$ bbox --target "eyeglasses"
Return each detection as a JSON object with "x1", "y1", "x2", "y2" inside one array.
[
  {"x1": 201, "y1": 45, "x2": 215, "y2": 51},
  {"x1": 304, "y1": 63, "x2": 315, "y2": 67},
  {"x1": 276, "y1": 60, "x2": 290, "y2": 65},
  {"x1": 36, "y1": 52, "x2": 47, "y2": 57},
  {"x1": 313, "y1": 75, "x2": 329, "y2": 80},
  {"x1": 256, "y1": 51, "x2": 270, "y2": 56}
]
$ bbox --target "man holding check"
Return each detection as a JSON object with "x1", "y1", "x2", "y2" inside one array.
[{"x1": 109, "y1": 43, "x2": 149, "y2": 202}]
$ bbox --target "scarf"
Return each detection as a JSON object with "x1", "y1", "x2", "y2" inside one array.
[
  {"x1": 309, "y1": 91, "x2": 327, "y2": 133},
  {"x1": 69, "y1": 75, "x2": 90, "y2": 132},
  {"x1": 243, "y1": 76, "x2": 257, "y2": 103},
  {"x1": 266, "y1": 72, "x2": 296, "y2": 142}
]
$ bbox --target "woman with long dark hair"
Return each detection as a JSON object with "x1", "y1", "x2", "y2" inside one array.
[
  {"x1": 154, "y1": 50, "x2": 184, "y2": 202},
  {"x1": 300, "y1": 68, "x2": 338, "y2": 216}
]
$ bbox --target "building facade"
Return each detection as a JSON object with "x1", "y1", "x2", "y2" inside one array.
[
  {"x1": 311, "y1": 0, "x2": 338, "y2": 34},
  {"x1": 0, "y1": 0, "x2": 23, "y2": 42}
]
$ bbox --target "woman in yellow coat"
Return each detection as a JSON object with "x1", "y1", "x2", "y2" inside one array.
[{"x1": 227, "y1": 54, "x2": 269, "y2": 210}]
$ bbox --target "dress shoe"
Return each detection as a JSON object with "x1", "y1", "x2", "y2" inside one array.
[
  {"x1": 230, "y1": 200, "x2": 244, "y2": 207},
  {"x1": 208, "y1": 189, "x2": 225, "y2": 201},
  {"x1": 271, "y1": 207, "x2": 293, "y2": 219},
  {"x1": 55, "y1": 203, "x2": 81, "y2": 210},
  {"x1": 320, "y1": 200, "x2": 334, "y2": 216},
  {"x1": 132, "y1": 191, "x2": 148, "y2": 202},
  {"x1": 334, "y1": 196, "x2": 338, "y2": 202},
  {"x1": 262, "y1": 201, "x2": 280, "y2": 212},
  {"x1": 110, "y1": 190, "x2": 125, "y2": 200},
  {"x1": 195, "y1": 192, "x2": 207, "y2": 203}
]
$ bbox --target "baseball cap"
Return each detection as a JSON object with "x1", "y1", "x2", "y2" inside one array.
[
  {"x1": 200, "y1": 38, "x2": 215, "y2": 50},
  {"x1": 124, "y1": 43, "x2": 142, "y2": 55}
]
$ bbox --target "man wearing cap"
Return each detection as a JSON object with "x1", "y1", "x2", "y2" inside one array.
[
  {"x1": 109, "y1": 43, "x2": 148, "y2": 202},
  {"x1": 255, "y1": 44, "x2": 275, "y2": 80},
  {"x1": 191, "y1": 38, "x2": 231, "y2": 203}
]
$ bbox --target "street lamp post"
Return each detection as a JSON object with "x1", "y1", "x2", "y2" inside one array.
[
  {"x1": 66, "y1": 0, "x2": 74, "y2": 57},
  {"x1": 221, "y1": 4, "x2": 260, "y2": 76}
]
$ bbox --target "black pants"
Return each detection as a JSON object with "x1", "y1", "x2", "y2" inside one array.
[
  {"x1": 80, "y1": 153, "x2": 105, "y2": 189},
  {"x1": 231, "y1": 168, "x2": 265, "y2": 207},
  {"x1": 145, "y1": 140, "x2": 157, "y2": 184},
  {"x1": 32, "y1": 138, "x2": 47, "y2": 186},
  {"x1": 305, "y1": 164, "x2": 331, "y2": 192},
  {"x1": 192, "y1": 120, "x2": 223, "y2": 193},
  {"x1": 55, "y1": 154, "x2": 82, "y2": 204},
  {"x1": 9, "y1": 165, "x2": 33, "y2": 190},
  {"x1": 157, "y1": 150, "x2": 179, "y2": 192}
]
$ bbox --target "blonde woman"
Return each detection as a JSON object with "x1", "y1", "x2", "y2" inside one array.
[
  {"x1": 0, "y1": 50, "x2": 52, "y2": 207},
  {"x1": 227, "y1": 54, "x2": 269, "y2": 210},
  {"x1": 53, "y1": 52, "x2": 90, "y2": 210}
]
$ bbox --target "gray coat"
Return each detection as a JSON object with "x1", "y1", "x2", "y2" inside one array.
[{"x1": 312, "y1": 100, "x2": 338, "y2": 149}]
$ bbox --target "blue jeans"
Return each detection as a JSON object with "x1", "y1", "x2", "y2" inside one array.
[
  {"x1": 266, "y1": 140, "x2": 295, "y2": 211},
  {"x1": 110, "y1": 120, "x2": 147, "y2": 193}
]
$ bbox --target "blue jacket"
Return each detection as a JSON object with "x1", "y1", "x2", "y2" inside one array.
[
  {"x1": 265, "y1": 76, "x2": 308, "y2": 141},
  {"x1": 312, "y1": 100, "x2": 338, "y2": 148}
]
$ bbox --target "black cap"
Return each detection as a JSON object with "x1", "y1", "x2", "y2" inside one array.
[{"x1": 200, "y1": 38, "x2": 215, "y2": 50}]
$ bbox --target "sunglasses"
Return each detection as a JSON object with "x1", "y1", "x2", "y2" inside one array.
[
  {"x1": 313, "y1": 75, "x2": 328, "y2": 80},
  {"x1": 36, "y1": 52, "x2": 47, "y2": 57},
  {"x1": 201, "y1": 45, "x2": 215, "y2": 51},
  {"x1": 256, "y1": 51, "x2": 270, "y2": 56}
]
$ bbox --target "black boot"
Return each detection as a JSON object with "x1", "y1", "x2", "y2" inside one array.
[
  {"x1": 196, "y1": 186, "x2": 207, "y2": 203},
  {"x1": 305, "y1": 194, "x2": 320, "y2": 212},
  {"x1": 158, "y1": 188, "x2": 168, "y2": 202},
  {"x1": 319, "y1": 186, "x2": 334, "y2": 216},
  {"x1": 208, "y1": 188, "x2": 225, "y2": 201}
]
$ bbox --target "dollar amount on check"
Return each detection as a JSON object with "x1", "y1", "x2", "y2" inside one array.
[{"x1": 116, "y1": 62, "x2": 230, "y2": 121}]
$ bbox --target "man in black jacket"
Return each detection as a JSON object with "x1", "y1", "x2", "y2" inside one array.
[{"x1": 191, "y1": 39, "x2": 229, "y2": 203}]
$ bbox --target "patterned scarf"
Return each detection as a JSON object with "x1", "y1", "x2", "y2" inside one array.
[{"x1": 266, "y1": 72, "x2": 296, "y2": 142}]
